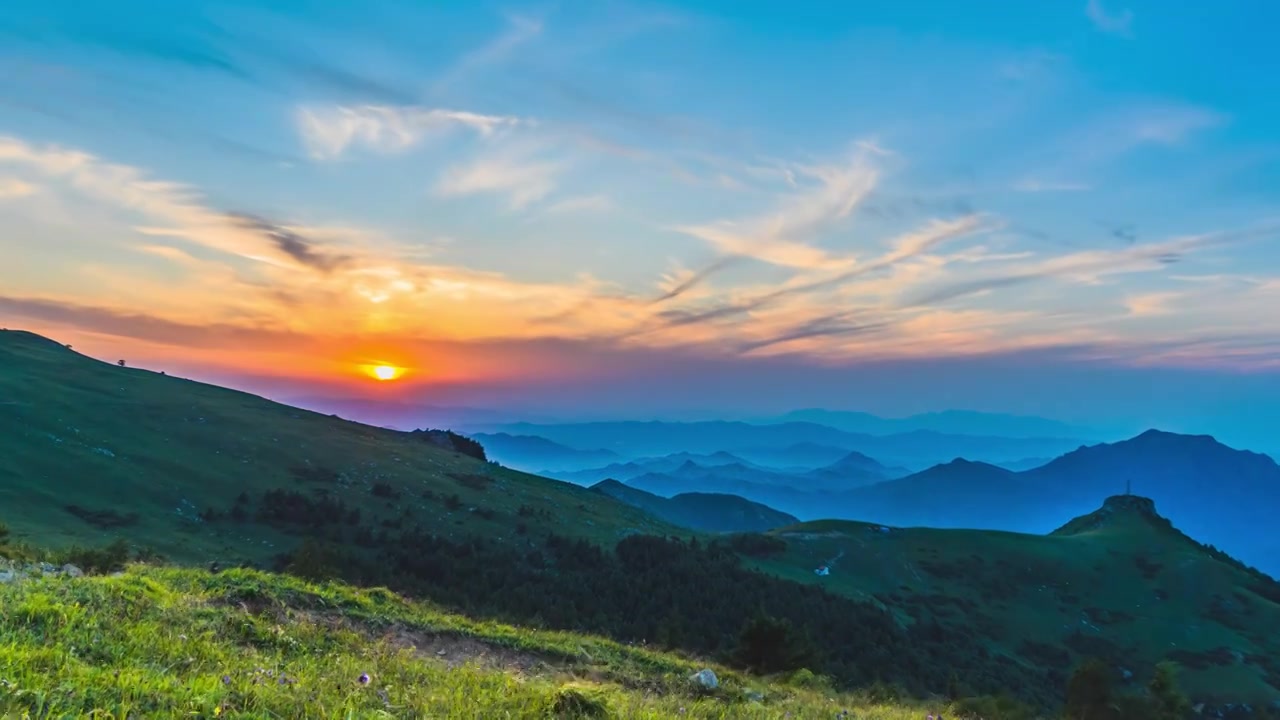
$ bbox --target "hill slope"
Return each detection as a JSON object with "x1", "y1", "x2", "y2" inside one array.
[
  {"x1": 753, "y1": 495, "x2": 1280, "y2": 705},
  {"x1": 590, "y1": 479, "x2": 799, "y2": 533},
  {"x1": 0, "y1": 563, "x2": 938, "y2": 719},
  {"x1": 0, "y1": 330, "x2": 677, "y2": 563}
]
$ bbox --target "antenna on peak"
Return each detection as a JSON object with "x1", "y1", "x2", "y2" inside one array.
[{"x1": 1125, "y1": 477, "x2": 1132, "y2": 496}]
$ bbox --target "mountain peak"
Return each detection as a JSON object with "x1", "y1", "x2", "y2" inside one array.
[
  {"x1": 1051, "y1": 494, "x2": 1167, "y2": 537},
  {"x1": 1100, "y1": 493, "x2": 1159, "y2": 515}
]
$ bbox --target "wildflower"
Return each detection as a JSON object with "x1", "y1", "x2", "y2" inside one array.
[
  {"x1": 221, "y1": 675, "x2": 231, "y2": 686},
  {"x1": 358, "y1": 673, "x2": 371, "y2": 685}
]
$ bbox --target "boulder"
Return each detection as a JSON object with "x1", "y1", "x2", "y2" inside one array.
[{"x1": 690, "y1": 669, "x2": 718, "y2": 691}]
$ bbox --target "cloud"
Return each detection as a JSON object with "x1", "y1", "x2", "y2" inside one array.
[
  {"x1": 672, "y1": 146, "x2": 881, "y2": 272},
  {"x1": 0, "y1": 177, "x2": 36, "y2": 199},
  {"x1": 433, "y1": 147, "x2": 564, "y2": 211},
  {"x1": 1085, "y1": 0, "x2": 1134, "y2": 36},
  {"x1": 900, "y1": 224, "x2": 1279, "y2": 308},
  {"x1": 296, "y1": 105, "x2": 522, "y2": 160},
  {"x1": 225, "y1": 212, "x2": 352, "y2": 272},
  {"x1": 433, "y1": 12, "x2": 545, "y2": 94},
  {"x1": 1124, "y1": 292, "x2": 1180, "y2": 317}
]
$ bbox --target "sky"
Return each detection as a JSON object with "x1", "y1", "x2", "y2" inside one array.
[{"x1": 2, "y1": 0, "x2": 1280, "y2": 446}]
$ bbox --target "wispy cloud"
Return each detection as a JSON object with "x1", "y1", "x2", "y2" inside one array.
[
  {"x1": 1124, "y1": 291, "x2": 1181, "y2": 317},
  {"x1": 433, "y1": 12, "x2": 545, "y2": 94},
  {"x1": 226, "y1": 212, "x2": 352, "y2": 272},
  {"x1": 672, "y1": 145, "x2": 881, "y2": 272},
  {"x1": 432, "y1": 148, "x2": 564, "y2": 211},
  {"x1": 901, "y1": 225, "x2": 1279, "y2": 308},
  {"x1": 1085, "y1": 0, "x2": 1135, "y2": 36},
  {"x1": 0, "y1": 177, "x2": 36, "y2": 199},
  {"x1": 296, "y1": 105, "x2": 522, "y2": 160}
]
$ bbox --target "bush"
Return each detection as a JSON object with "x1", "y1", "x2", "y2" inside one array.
[
  {"x1": 1065, "y1": 658, "x2": 1116, "y2": 720},
  {"x1": 734, "y1": 614, "x2": 818, "y2": 675},
  {"x1": 58, "y1": 538, "x2": 131, "y2": 573},
  {"x1": 1148, "y1": 662, "x2": 1191, "y2": 720}
]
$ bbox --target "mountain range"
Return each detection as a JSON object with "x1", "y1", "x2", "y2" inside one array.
[
  {"x1": 471, "y1": 420, "x2": 1090, "y2": 471},
  {"x1": 662, "y1": 429, "x2": 1280, "y2": 578}
]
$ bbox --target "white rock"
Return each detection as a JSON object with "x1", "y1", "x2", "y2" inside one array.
[{"x1": 61, "y1": 564, "x2": 84, "y2": 578}]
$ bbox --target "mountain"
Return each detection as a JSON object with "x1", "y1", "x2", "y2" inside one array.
[
  {"x1": 752, "y1": 495, "x2": 1280, "y2": 705},
  {"x1": 766, "y1": 408, "x2": 1109, "y2": 440},
  {"x1": 483, "y1": 420, "x2": 1088, "y2": 468},
  {"x1": 835, "y1": 430, "x2": 1280, "y2": 576},
  {"x1": 732, "y1": 441, "x2": 859, "y2": 469},
  {"x1": 467, "y1": 431, "x2": 622, "y2": 471},
  {"x1": 589, "y1": 479, "x2": 799, "y2": 533},
  {"x1": 544, "y1": 450, "x2": 760, "y2": 485},
  {"x1": 801, "y1": 450, "x2": 912, "y2": 489},
  {"x1": 0, "y1": 330, "x2": 676, "y2": 562}
]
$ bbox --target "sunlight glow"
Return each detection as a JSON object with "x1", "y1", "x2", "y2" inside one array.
[{"x1": 366, "y1": 364, "x2": 402, "y2": 381}]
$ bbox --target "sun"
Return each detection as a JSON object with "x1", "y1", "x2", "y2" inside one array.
[{"x1": 370, "y1": 365, "x2": 401, "y2": 381}]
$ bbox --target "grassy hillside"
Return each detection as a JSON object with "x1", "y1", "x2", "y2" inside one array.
[
  {"x1": 0, "y1": 329, "x2": 679, "y2": 564},
  {"x1": 750, "y1": 495, "x2": 1280, "y2": 705},
  {"x1": 589, "y1": 479, "x2": 799, "y2": 533},
  {"x1": 0, "y1": 563, "x2": 940, "y2": 719}
]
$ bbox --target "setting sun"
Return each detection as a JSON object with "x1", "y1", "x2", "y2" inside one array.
[{"x1": 369, "y1": 365, "x2": 401, "y2": 381}]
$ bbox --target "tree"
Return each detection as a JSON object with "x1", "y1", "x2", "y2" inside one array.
[
  {"x1": 734, "y1": 613, "x2": 818, "y2": 674},
  {"x1": 1065, "y1": 658, "x2": 1116, "y2": 720},
  {"x1": 1147, "y1": 662, "x2": 1190, "y2": 720}
]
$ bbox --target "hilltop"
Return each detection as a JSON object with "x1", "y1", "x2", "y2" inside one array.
[
  {"x1": 589, "y1": 479, "x2": 799, "y2": 533},
  {"x1": 752, "y1": 495, "x2": 1280, "y2": 705}
]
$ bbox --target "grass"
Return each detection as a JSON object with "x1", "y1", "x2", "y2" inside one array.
[
  {"x1": 0, "y1": 330, "x2": 682, "y2": 564},
  {"x1": 0, "y1": 563, "x2": 939, "y2": 719},
  {"x1": 751, "y1": 497, "x2": 1280, "y2": 704}
]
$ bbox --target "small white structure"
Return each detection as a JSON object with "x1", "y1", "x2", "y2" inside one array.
[{"x1": 814, "y1": 565, "x2": 830, "y2": 576}]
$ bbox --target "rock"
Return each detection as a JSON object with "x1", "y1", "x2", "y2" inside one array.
[
  {"x1": 61, "y1": 564, "x2": 83, "y2": 578},
  {"x1": 690, "y1": 668, "x2": 718, "y2": 691},
  {"x1": 0, "y1": 570, "x2": 15, "y2": 583},
  {"x1": 743, "y1": 690, "x2": 764, "y2": 702},
  {"x1": 1119, "y1": 667, "x2": 1134, "y2": 681}
]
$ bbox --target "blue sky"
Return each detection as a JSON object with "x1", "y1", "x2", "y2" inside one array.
[{"x1": 2, "y1": 0, "x2": 1279, "y2": 446}]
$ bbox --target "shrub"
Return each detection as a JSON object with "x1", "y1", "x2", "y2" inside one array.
[
  {"x1": 734, "y1": 614, "x2": 818, "y2": 675},
  {"x1": 58, "y1": 538, "x2": 131, "y2": 573}
]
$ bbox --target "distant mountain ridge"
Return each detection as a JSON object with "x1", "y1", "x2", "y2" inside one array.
[
  {"x1": 822, "y1": 429, "x2": 1280, "y2": 577},
  {"x1": 479, "y1": 419, "x2": 1089, "y2": 469},
  {"x1": 589, "y1": 479, "x2": 799, "y2": 533},
  {"x1": 760, "y1": 408, "x2": 1111, "y2": 440}
]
